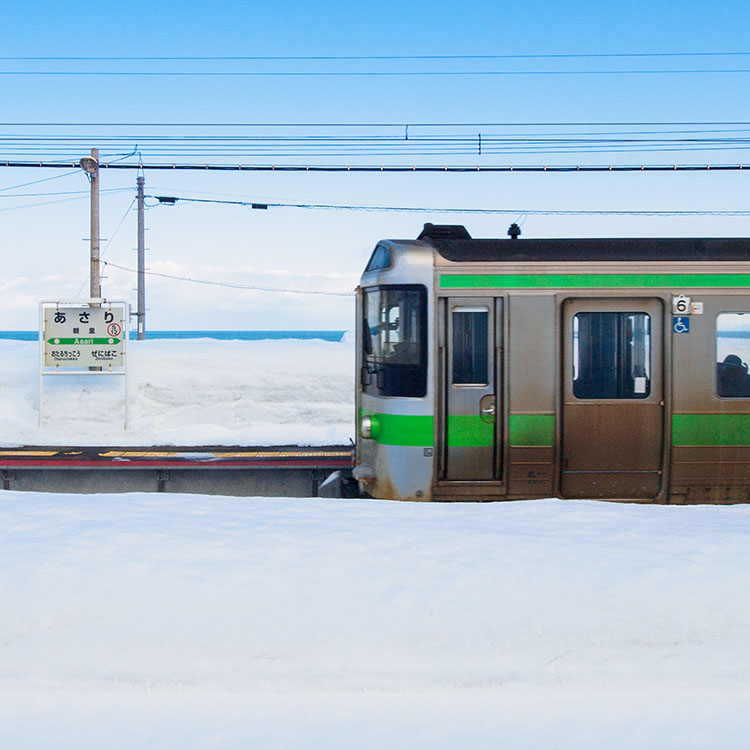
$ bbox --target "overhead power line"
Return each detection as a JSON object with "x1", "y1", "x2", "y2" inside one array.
[
  {"x1": 2, "y1": 52, "x2": 750, "y2": 61},
  {"x1": 1, "y1": 160, "x2": 748, "y2": 172},
  {"x1": 75, "y1": 196, "x2": 137, "y2": 297},
  {"x1": 2, "y1": 68, "x2": 750, "y2": 77},
  {"x1": 102, "y1": 261, "x2": 354, "y2": 297},
  {"x1": 146, "y1": 194, "x2": 750, "y2": 217},
  {"x1": 0, "y1": 169, "x2": 81, "y2": 192},
  {"x1": 5, "y1": 122, "x2": 748, "y2": 161},
  {"x1": 0, "y1": 188, "x2": 127, "y2": 198},
  {"x1": 2, "y1": 121, "x2": 750, "y2": 127}
]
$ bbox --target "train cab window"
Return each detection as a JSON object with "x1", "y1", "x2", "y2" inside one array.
[
  {"x1": 452, "y1": 307, "x2": 489, "y2": 385},
  {"x1": 361, "y1": 285, "x2": 427, "y2": 397},
  {"x1": 573, "y1": 312, "x2": 651, "y2": 399},
  {"x1": 716, "y1": 313, "x2": 750, "y2": 398},
  {"x1": 364, "y1": 244, "x2": 392, "y2": 273}
]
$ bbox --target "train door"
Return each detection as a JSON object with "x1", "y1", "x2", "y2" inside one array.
[
  {"x1": 440, "y1": 297, "x2": 502, "y2": 481},
  {"x1": 561, "y1": 298, "x2": 664, "y2": 499}
]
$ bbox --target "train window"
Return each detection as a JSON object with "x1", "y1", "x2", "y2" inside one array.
[
  {"x1": 364, "y1": 244, "x2": 392, "y2": 273},
  {"x1": 361, "y1": 285, "x2": 427, "y2": 397},
  {"x1": 716, "y1": 313, "x2": 750, "y2": 398},
  {"x1": 452, "y1": 307, "x2": 489, "y2": 385},
  {"x1": 573, "y1": 312, "x2": 651, "y2": 399}
]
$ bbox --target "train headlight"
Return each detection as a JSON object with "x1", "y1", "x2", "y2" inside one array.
[{"x1": 360, "y1": 415, "x2": 381, "y2": 439}]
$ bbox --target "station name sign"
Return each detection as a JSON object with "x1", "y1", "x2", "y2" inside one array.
[{"x1": 43, "y1": 304, "x2": 126, "y2": 368}]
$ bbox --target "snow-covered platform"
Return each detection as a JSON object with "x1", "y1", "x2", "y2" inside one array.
[
  {"x1": 0, "y1": 337, "x2": 354, "y2": 447},
  {"x1": 0, "y1": 443, "x2": 352, "y2": 495},
  {"x1": 0, "y1": 338, "x2": 355, "y2": 493}
]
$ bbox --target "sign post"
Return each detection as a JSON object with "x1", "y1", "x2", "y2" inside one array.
[{"x1": 39, "y1": 299, "x2": 129, "y2": 428}]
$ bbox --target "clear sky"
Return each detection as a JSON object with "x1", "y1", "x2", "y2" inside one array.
[{"x1": 0, "y1": 0, "x2": 749, "y2": 330}]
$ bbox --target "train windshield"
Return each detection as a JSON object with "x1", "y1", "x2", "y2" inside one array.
[{"x1": 362, "y1": 285, "x2": 427, "y2": 397}]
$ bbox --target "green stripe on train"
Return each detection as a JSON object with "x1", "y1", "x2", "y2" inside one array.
[
  {"x1": 359, "y1": 412, "x2": 750, "y2": 447},
  {"x1": 446, "y1": 414, "x2": 493, "y2": 447},
  {"x1": 359, "y1": 410, "x2": 434, "y2": 446},
  {"x1": 509, "y1": 414, "x2": 555, "y2": 447},
  {"x1": 440, "y1": 273, "x2": 750, "y2": 289},
  {"x1": 672, "y1": 413, "x2": 750, "y2": 446},
  {"x1": 359, "y1": 411, "x2": 556, "y2": 448},
  {"x1": 359, "y1": 412, "x2": 493, "y2": 447}
]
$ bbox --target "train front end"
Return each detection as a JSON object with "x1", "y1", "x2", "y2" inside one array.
[{"x1": 355, "y1": 238, "x2": 436, "y2": 500}]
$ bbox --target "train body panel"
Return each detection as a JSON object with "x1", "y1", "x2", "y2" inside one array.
[{"x1": 355, "y1": 225, "x2": 750, "y2": 503}]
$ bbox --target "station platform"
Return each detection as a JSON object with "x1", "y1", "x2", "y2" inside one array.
[{"x1": 0, "y1": 445, "x2": 353, "y2": 497}]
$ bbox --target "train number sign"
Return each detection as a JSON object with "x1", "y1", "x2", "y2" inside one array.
[{"x1": 672, "y1": 294, "x2": 691, "y2": 315}]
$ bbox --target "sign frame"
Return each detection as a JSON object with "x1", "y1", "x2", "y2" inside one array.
[{"x1": 39, "y1": 299, "x2": 130, "y2": 429}]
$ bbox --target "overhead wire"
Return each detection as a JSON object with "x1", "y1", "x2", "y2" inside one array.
[
  {"x1": 1, "y1": 160, "x2": 749, "y2": 172},
  {"x1": 1, "y1": 123, "x2": 750, "y2": 162},
  {"x1": 146, "y1": 194, "x2": 750, "y2": 217},
  {"x1": 0, "y1": 169, "x2": 81, "y2": 192},
  {"x1": 75, "y1": 195, "x2": 138, "y2": 297},
  {"x1": 102, "y1": 260, "x2": 354, "y2": 297},
  {"x1": 2, "y1": 121, "x2": 750, "y2": 127},
  {"x1": 2, "y1": 68, "x2": 750, "y2": 77},
  {"x1": 3, "y1": 52, "x2": 750, "y2": 61},
  {"x1": 0, "y1": 194, "x2": 96, "y2": 212},
  {"x1": 0, "y1": 188, "x2": 129, "y2": 199}
]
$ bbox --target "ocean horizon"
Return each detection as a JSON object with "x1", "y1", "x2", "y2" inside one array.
[{"x1": 0, "y1": 330, "x2": 347, "y2": 342}]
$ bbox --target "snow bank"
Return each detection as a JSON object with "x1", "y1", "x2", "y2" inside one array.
[
  {"x1": 1, "y1": 493, "x2": 750, "y2": 747},
  {"x1": 0, "y1": 338, "x2": 354, "y2": 446}
]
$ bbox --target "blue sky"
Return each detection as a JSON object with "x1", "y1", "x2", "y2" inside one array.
[{"x1": 0, "y1": 1, "x2": 749, "y2": 329}]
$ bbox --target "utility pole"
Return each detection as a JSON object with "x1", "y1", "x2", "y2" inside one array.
[
  {"x1": 136, "y1": 173, "x2": 146, "y2": 339},
  {"x1": 79, "y1": 147, "x2": 100, "y2": 299}
]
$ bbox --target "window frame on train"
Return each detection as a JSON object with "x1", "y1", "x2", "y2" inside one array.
[
  {"x1": 364, "y1": 244, "x2": 393, "y2": 273},
  {"x1": 716, "y1": 312, "x2": 750, "y2": 399},
  {"x1": 361, "y1": 284, "x2": 427, "y2": 398},
  {"x1": 572, "y1": 311, "x2": 652, "y2": 400}
]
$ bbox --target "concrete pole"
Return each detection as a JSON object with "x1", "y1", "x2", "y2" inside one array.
[
  {"x1": 89, "y1": 147, "x2": 101, "y2": 299},
  {"x1": 136, "y1": 174, "x2": 146, "y2": 340}
]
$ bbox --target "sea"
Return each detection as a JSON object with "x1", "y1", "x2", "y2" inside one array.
[{"x1": 0, "y1": 331, "x2": 347, "y2": 342}]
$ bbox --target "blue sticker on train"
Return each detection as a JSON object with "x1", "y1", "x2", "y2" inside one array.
[{"x1": 673, "y1": 316, "x2": 690, "y2": 334}]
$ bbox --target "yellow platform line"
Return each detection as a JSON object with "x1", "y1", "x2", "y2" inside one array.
[
  {"x1": 0, "y1": 450, "x2": 60, "y2": 457},
  {"x1": 99, "y1": 450, "x2": 351, "y2": 459}
]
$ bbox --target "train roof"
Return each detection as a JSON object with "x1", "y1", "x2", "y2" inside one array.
[{"x1": 414, "y1": 223, "x2": 750, "y2": 263}]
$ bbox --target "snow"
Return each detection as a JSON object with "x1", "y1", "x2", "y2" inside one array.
[
  {"x1": 2, "y1": 335, "x2": 750, "y2": 745},
  {"x1": 1, "y1": 493, "x2": 750, "y2": 747},
  {"x1": 0, "y1": 337, "x2": 354, "y2": 446}
]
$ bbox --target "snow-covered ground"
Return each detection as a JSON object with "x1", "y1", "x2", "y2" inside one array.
[
  {"x1": 0, "y1": 337, "x2": 354, "y2": 446},
  {"x1": 1, "y1": 493, "x2": 750, "y2": 747}
]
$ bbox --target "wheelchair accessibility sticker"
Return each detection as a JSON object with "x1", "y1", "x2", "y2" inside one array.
[{"x1": 673, "y1": 316, "x2": 690, "y2": 334}]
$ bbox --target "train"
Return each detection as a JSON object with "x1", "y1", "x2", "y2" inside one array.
[{"x1": 351, "y1": 223, "x2": 750, "y2": 504}]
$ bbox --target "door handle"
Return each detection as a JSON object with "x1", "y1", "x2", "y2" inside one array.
[{"x1": 479, "y1": 394, "x2": 496, "y2": 423}]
